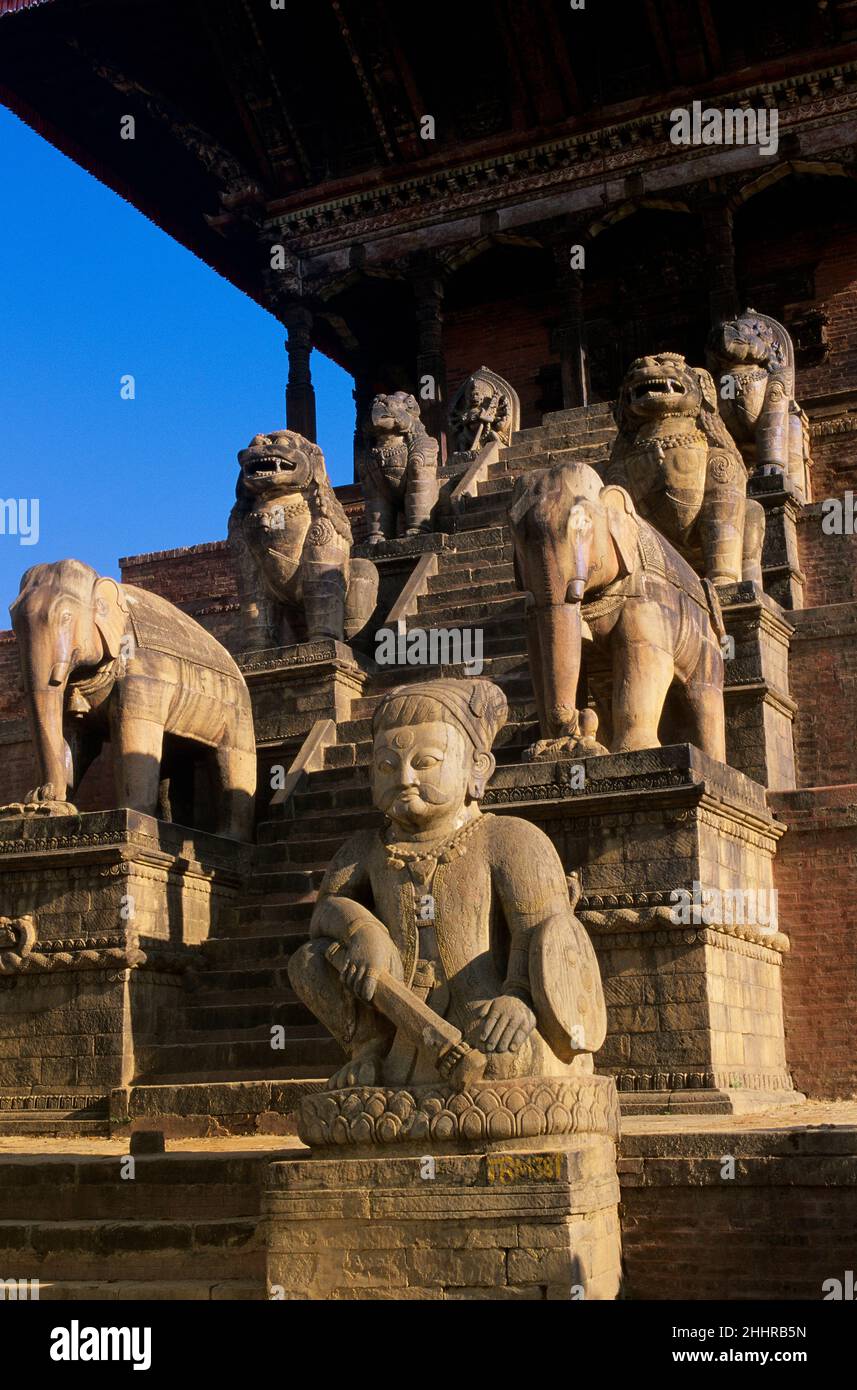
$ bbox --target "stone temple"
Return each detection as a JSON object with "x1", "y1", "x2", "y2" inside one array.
[{"x1": 0, "y1": 0, "x2": 856, "y2": 1302}]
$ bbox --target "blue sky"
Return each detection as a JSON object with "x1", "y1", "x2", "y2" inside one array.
[{"x1": 0, "y1": 107, "x2": 355, "y2": 625}]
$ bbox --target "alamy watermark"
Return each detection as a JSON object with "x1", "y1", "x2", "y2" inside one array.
[
  {"x1": 375, "y1": 622, "x2": 484, "y2": 676},
  {"x1": 0, "y1": 498, "x2": 39, "y2": 546},
  {"x1": 669, "y1": 880, "x2": 778, "y2": 932},
  {"x1": 670, "y1": 100, "x2": 778, "y2": 158}
]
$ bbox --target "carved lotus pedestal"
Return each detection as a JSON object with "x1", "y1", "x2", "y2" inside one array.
[
  {"x1": 485, "y1": 745, "x2": 799, "y2": 1115},
  {"x1": 0, "y1": 809, "x2": 246, "y2": 1133},
  {"x1": 264, "y1": 1074, "x2": 622, "y2": 1300}
]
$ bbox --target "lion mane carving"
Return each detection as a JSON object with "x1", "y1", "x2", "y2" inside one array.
[
  {"x1": 229, "y1": 429, "x2": 378, "y2": 650},
  {"x1": 604, "y1": 351, "x2": 765, "y2": 586},
  {"x1": 706, "y1": 307, "x2": 812, "y2": 502},
  {"x1": 359, "y1": 391, "x2": 439, "y2": 543}
]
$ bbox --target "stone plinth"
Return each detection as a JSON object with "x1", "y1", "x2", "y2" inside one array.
[
  {"x1": 483, "y1": 745, "x2": 797, "y2": 1113},
  {"x1": 264, "y1": 1131, "x2": 621, "y2": 1300},
  {"x1": 239, "y1": 640, "x2": 371, "y2": 751},
  {"x1": 719, "y1": 580, "x2": 797, "y2": 790},
  {"x1": 748, "y1": 473, "x2": 805, "y2": 610},
  {"x1": 0, "y1": 810, "x2": 246, "y2": 1122}
]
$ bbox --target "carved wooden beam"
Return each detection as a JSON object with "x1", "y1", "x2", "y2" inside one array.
[
  {"x1": 197, "y1": 0, "x2": 313, "y2": 190},
  {"x1": 328, "y1": 0, "x2": 396, "y2": 162},
  {"x1": 68, "y1": 38, "x2": 264, "y2": 209}
]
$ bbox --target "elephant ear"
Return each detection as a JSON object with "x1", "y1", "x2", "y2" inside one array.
[
  {"x1": 93, "y1": 577, "x2": 129, "y2": 659},
  {"x1": 601, "y1": 486, "x2": 640, "y2": 576},
  {"x1": 694, "y1": 367, "x2": 719, "y2": 414}
]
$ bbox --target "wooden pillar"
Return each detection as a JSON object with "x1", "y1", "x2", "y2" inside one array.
[
  {"x1": 412, "y1": 268, "x2": 448, "y2": 463},
  {"x1": 700, "y1": 196, "x2": 740, "y2": 327},
  {"x1": 352, "y1": 373, "x2": 376, "y2": 485},
  {"x1": 283, "y1": 304, "x2": 317, "y2": 443},
  {"x1": 552, "y1": 243, "x2": 590, "y2": 409}
]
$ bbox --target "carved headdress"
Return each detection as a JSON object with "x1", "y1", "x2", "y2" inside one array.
[{"x1": 373, "y1": 678, "x2": 508, "y2": 754}]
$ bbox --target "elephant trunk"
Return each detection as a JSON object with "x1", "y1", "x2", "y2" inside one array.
[
  {"x1": 531, "y1": 600, "x2": 583, "y2": 741},
  {"x1": 26, "y1": 683, "x2": 70, "y2": 800}
]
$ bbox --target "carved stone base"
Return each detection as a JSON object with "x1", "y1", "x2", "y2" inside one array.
[
  {"x1": 0, "y1": 800, "x2": 78, "y2": 820},
  {"x1": 264, "y1": 1132, "x2": 622, "y2": 1300},
  {"x1": 238, "y1": 640, "x2": 370, "y2": 750},
  {"x1": 0, "y1": 810, "x2": 245, "y2": 1120},
  {"x1": 719, "y1": 580, "x2": 797, "y2": 791},
  {"x1": 484, "y1": 745, "x2": 799, "y2": 1113},
  {"x1": 297, "y1": 1074, "x2": 619, "y2": 1156}
]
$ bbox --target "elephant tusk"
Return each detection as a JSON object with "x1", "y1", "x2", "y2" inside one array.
[{"x1": 49, "y1": 661, "x2": 71, "y2": 686}]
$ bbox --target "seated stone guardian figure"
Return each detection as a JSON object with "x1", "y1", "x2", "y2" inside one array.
[
  {"x1": 229, "y1": 428, "x2": 378, "y2": 650},
  {"x1": 288, "y1": 677, "x2": 607, "y2": 1090},
  {"x1": 359, "y1": 392, "x2": 439, "y2": 543}
]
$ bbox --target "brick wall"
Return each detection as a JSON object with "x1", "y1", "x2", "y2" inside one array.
[
  {"x1": 789, "y1": 604, "x2": 857, "y2": 788},
  {"x1": 620, "y1": 1128, "x2": 857, "y2": 1298},
  {"x1": 770, "y1": 787, "x2": 857, "y2": 1100},
  {"x1": 445, "y1": 289, "x2": 557, "y2": 431}
]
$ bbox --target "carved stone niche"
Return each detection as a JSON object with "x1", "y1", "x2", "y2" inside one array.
[{"x1": 447, "y1": 367, "x2": 520, "y2": 471}]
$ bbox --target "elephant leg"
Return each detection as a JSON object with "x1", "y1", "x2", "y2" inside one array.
[
  {"x1": 525, "y1": 607, "x2": 550, "y2": 738},
  {"x1": 741, "y1": 498, "x2": 766, "y2": 587},
  {"x1": 611, "y1": 639, "x2": 674, "y2": 752},
  {"x1": 211, "y1": 744, "x2": 257, "y2": 841},
  {"x1": 683, "y1": 644, "x2": 727, "y2": 763},
  {"x1": 111, "y1": 713, "x2": 165, "y2": 816},
  {"x1": 68, "y1": 725, "x2": 104, "y2": 799},
  {"x1": 303, "y1": 551, "x2": 348, "y2": 642}
]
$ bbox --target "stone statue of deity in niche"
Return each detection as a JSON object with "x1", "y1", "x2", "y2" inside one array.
[
  {"x1": 449, "y1": 367, "x2": 519, "y2": 460},
  {"x1": 288, "y1": 678, "x2": 607, "y2": 1090}
]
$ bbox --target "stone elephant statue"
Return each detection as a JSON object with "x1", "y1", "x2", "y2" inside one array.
[
  {"x1": 508, "y1": 461, "x2": 726, "y2": 763},
  {"x1": 605, "y1": 352, "x2": 765, "y2": 586},
  {"x1": 7, "y1": 559, "x2": 257, "y2": 839}
]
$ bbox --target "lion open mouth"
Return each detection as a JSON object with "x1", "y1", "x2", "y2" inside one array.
[
  {"x1": 244, "y1": 453, "x2": 299, "y2": 480},
  {"x1": 631, "y1": 376, "x2": 687, "y2": 401}
]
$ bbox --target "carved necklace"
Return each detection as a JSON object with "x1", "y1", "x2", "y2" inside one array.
[{"x1": 382, "y1": 813, "x2": 487, "y2": 870}]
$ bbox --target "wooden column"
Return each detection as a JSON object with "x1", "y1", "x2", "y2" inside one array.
[
  {"x1": 283, "y1": 304, "x2": 317, "y2": 443},
  {"x1": 412, "y1": 267, "x2": 448, "y2": 463},
  {"x1": 700, "y1": 196, "x2": 740, "y2": 327},
  {"x1": 552, "y1": 243, "x2": 590, "y2": 409}
]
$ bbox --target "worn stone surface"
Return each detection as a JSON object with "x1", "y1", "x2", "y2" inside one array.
[
  {"x1": 605, "y1": 352, "x2": 765, "y2": 586},
  {"x1": 264, "y1": 1136, "x2": 621, "y2": 1300},
  {"x1": 359, "y1": 393, "x2": 440, "y2": 543},
  {"x1": 3, "y1": 560, "x2": 257, "y2": 841},
  {"x1": 289, "y1": 677, "x2": 608, "y2": 1094},
  {"x1": 509, "y1": 460, "x2": 726, "y2": 761},
  {"x1": 229, "y1": 429, "x2": 378, "y2": 648}
]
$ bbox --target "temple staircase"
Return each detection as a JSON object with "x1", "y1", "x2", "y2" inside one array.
[{"x1": 128, "y1": 403, "x2": 616, "y2": 1130}]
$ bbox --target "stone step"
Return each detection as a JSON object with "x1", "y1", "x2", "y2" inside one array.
[
  {"x1": 201, "y1": 934, "x2": 300, "y2": 967},
  {"x1": 0, "y1": 1153, "x2": 269, "y2": 1221},
  {"x1": 194, "y1": 964, "x2": 295, "y2": 994},
  {"x1": 27, "y1": 1279, "x2": 262, "y2": 1301},
  {"x1": 0, "y1": 1216, "x2": 264, "y2": 1282},
  {"x1": 425, "y1": 562, "x2": 515, "y2": 594},
  {"x1": 417, "y1": 577, "x2": 519, "y2": 610},
  {"x1": 136, "y1": 1032, "x2": 341, "y2": 1077},
  {"x1": 183, "y1": 1001, "x2": 311, "y2": 1032}
]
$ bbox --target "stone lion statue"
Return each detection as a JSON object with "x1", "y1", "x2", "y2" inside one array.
[
  {"x1": 359, "y1": 391, "x2": 439, "y2": 543},
  {"x1": 229, "y1": 429, "x2": 378, "y2": 650},
  {"x1": 706, "y1": 307, "x2": 812, "y2": 502},
  {"x1": 604, "y1": 351, "x2": 764, "y2": 586}
]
